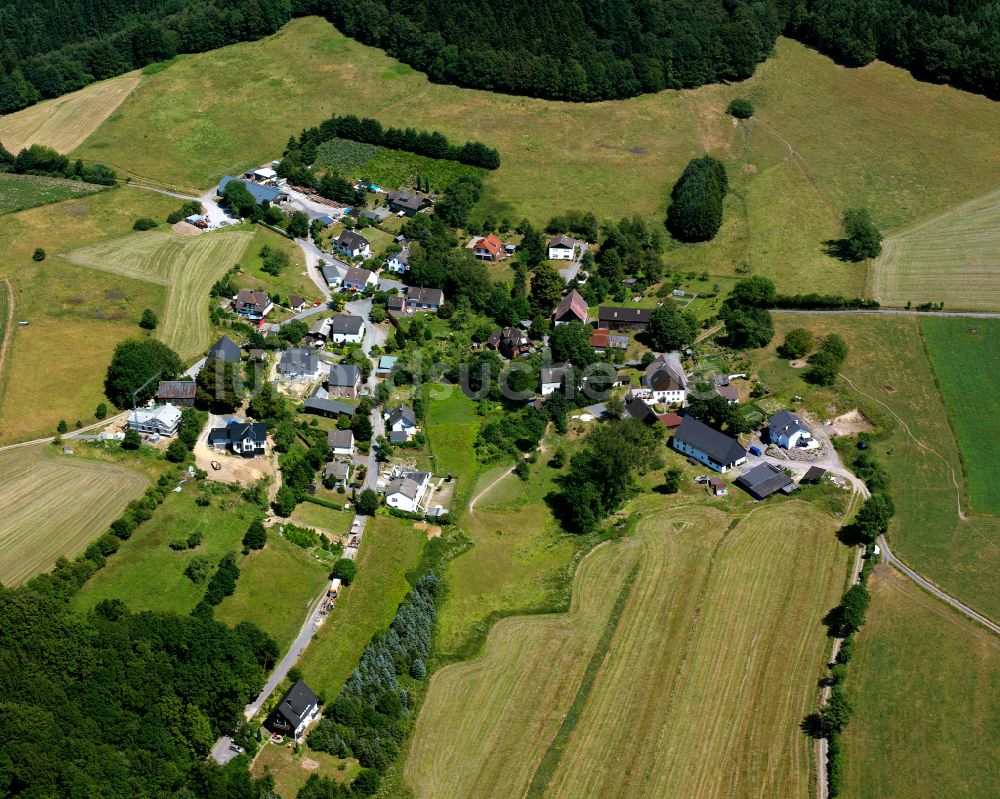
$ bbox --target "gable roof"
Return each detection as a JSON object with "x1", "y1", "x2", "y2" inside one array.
[
  {"x1": 272, "y1": 680, "x2": 318, "y2": 729},
  {"x1": 288, "y1": 295, "x2": 305, "y2": 308},
  {"x1": 219, "y1": 176, "x2": 285, "y2": 205},
  {"x1": 216, "y1": 421, "x2": 267, "y2": 445},
  {"x1": 320, "y1": 263, "x2": 342, "y2": 285},
  {"x1": 387, "y1": 191, "x2": 425, "y2": 211},
  {"x1": 474, "y1": 233, "x2": 502, "y2": 255},
  {"x1": 554, "y1": 289, "x2": 588, "y2": 322},
  {"x1": 387, "y1": 405, "x2": 416, "y2": 427},
  {"x1": 278, "y1": 348, "x2": 319, "y2": 374},
  {"x1": 327, "y1": 429, "x2": 354, "y2": 449},
  {"x1": 324, "y1": 461, "x2": 351, "y2": 479},
  {"x1": 625, "y1": 396, "x2": 658, "y2": 425},
  {"x1": 387, "y1": 295, "x2": 405, "y2": 310},
  {"x1": 236, "y1": 289, "x2": 271, "y2": 311},
  {"x1": 599, "y1": 306, "x2": 651, "y2": 324},
  {"x1": 642, "y1": 363, "x2": 685, "y2": 392},
  {"x1": 541, "y1": 362, "x2": 572, "y2": 386},
  {"x1": 303, "y1": 397, "x2": 355, "y2": 417},
  {"x1": 674, "y1": 416, "x2": 746, "y2": 466},
  {"x1": 548, "y1": 234, "x2": 576, "y2": 250},
  {"x1": 157, "y1": 380, "x2": 196, "y2": 400},
  {"x1": 343, "y1": 266, "x2": 374, "y2": 285},
  {"x1": 802, "y1": 466, "x2": 828, "y2": 483},
  {"x1": 328, "y1": 314, "x2": 364, "y2": 334},
  {"x1": 336, "y1": 229, "x2": 370, "y2": 251},
  {"x1": 387, "y1": 477, "x2": 421, "y2": 500},
  {"x1": 768, "y1": 410, "x2": 810, "y2": 436},
  {"x1": 406, "y1": 286, "x2": 444, "y2": 306},
  {"x1": 328, "y1": 363, "x2": 361, "y2": 387},
  {"x1": 207, "y1": 335, "x2": 242, "y2": 363},
  {"x1": 735, "y1": 462, "x2": 795, "y2": 499}
]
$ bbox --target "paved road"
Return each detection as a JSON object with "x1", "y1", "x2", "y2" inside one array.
[
  {"x1": 772, "y1": 308, "x2": 1000, "y2": 319},
  {"x1": 877, "y1": 535, "x2": 1000, "y2": 635}
]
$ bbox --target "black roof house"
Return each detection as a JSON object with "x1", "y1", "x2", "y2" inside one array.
[
  {"x1": 207, "y1": 335, "x2": 242, "y2": 364},
  {"x1": 265, "y1": 680, "x2": 319, "y2": 740}
]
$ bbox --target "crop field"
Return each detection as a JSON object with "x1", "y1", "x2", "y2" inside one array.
[
  {"x1": 314, "y1": 138, "x2": 484, "y2": 191},
  {"x1": 408, "y1": 502, "x2": 847, "y2": 799},
  {"x1": 64, "y1": 228, "x2": 253, "y2": 359},
  {"x1": 756, "y1": 313, "x2": 1000, "y2": 620},
  {"x1": 297, "y1": 515, "x2": 425, "y2": 696},
  {"x1": 0, "y1": 73, "x2": 141, "y2": 153},
  {"x1": 920, "y1": 318, "x2": 1000, "y2": 515},
  {"x1": 0, "y1": 445, "x2": 148, "y2": 586},
  {"x1": 842, "y1": 566, "x2": 1000, "y2": 798},
  {"x1": 0, "y1": 188, "x2": 179, "y2": 443},
  {"x1": 873, "y1": 186, "x2": 1000, "y2": 310},
  {"x1": 0, "y1": 173, "x2": 106, "y2": 215}
]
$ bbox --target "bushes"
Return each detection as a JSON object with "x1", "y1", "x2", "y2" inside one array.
[
  {"x1": 805, "y1": 334, "x2": 849, "y2": 386},
  {"x1": 133, "y1": 218, "x2": 158, "y2": 231},
  {"x1": 777, "y1": 327, "x2": 815, "y2": 359},
  {"x1": 841, "y1": 207, "x2": 882, "y2": 260},
  {"x1": 773, "y1": 293, "x2": 880, "y2": 310},
  {"x1": 726, "y1": 98, "x2": 754, "y2": 118},
  {"x1": 720, "y1": 277, "x2": 776, "y2": 349},
  {"x1": 242, "y1": 519, "x2": 267, "y2": 552},
  {"x1": 202, "y1": 552, "x2": 240, "y2": 606},
  {"x1": 666, "y1": 156, "x2": 728, "y2": 242}
]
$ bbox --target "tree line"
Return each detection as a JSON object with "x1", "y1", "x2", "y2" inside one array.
[
  {"x1": 286, "y1": 114, "x2": 500, "y2": 170},
  {"x1": 0, "y1": 143, "x2": 116, "y2": 185}
]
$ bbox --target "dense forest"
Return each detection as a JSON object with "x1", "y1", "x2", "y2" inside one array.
[{"x1": 1, "y1": 0, "x2": 998, "y2": 115}]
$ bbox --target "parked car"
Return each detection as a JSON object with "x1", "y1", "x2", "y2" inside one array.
[
  {"x1": 211, "y1": 461, "x2": 222, "y2": 471},
  {"x1": 748, "y1": 445, "x2": 763, "y2": 456},
  {"x1": 228, "y1": 743, "x2": 245, "y2": 754}
]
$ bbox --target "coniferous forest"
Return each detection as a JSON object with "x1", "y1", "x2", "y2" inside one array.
[{"x1": 1, "y1": 0, "x2": 998, "y2": 115}]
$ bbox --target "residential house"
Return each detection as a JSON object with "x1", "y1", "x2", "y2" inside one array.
[
  {"x1": 385, "y1": 469, "x2": 431, "y2": 513},
  {"x1": 327, "y1": 429, "x2": 355, "y2": 456},
  {"x1": 278, "y1": 348, "x2": 323, "y2": 380},
  {"x1": 598, "y1": 306, "x2": 651, "y2": 331},
  {"x1": 487, "y1": 327, "x2": 530, "y2": 359},
  {"x1": 588, "y1": 328, "x2": 628, "y2": 351},
  {"x1": 634, "y1": 353, "x2": 687, "y2": 406},
  {"x1": 315, "y1": 215, "x2": 335, "y2": 228},
  {"x1": 553, "y1": 289, "x2": 588, "y2": 326},
  {"x1": 303, "y1": 396, "x2": 355, "y2": 419},
  {"x1": 385, "y1": 405, "x2": 417, "y2": 440},
  {"x1": 128, "y1": 404, "x2": 181, "y2": 437},
  {"x1": 624, "y1": 396, "x2": 659, "y2": 425},
  {"x1": 218, "y1": 176, "x2": 287, "y2": 206},
  {"x1": 548, "y1": 235, "x2": 577, "y2": 261},
  {"x1": 406, "y1": 286, "x2": 444, "y2": 311},
  {"x1": 334, "y1": 230, "x2": 372, "y2": 260},
  {"x1": 385, "y1": 248, "x2": 410, "y2": 274},
  {"x1": 671, "y1": 416, "x2": 747, "y2": 473},
  {"x1": 156, "y1": 380, "x2": 196, "y2": 407},
  {"x1": 328, "y1": 314, "x2": 365, "y2": 344},
  {"x1": 265, "y1": 680, "x2": 320, "y2": 741},
  {"x1": 207, "y1": 335, "x2": 242, "y2": 364},
  {"x1": 768, "y1": 410, "x2": 814, "y2": 449},
  {"x1": 287, "y1": 295, "x2": 306, "y2": 312},
  {"x1": 234, "y1": 289, "x2": 273, "y2": 321},
  {"x1": 470, "y1": 233, "x2": 503, "y2": 261},
  {"x1": 386, "y1": 295, "x2": 405, "y2": 314},
  {"x1": 320, "y1": 262, "x2": 343, "y2": 288},
  {"x1": 323, "y1": 460, "x2": 352, "y2": 488},
  {"x1": 735, "y1": 462, "x2": 796, "y2": 500},
  {"x1": 208, "y1": 420, "x2": 267, "y2": 457},
  {"x1": 327, "y1": 364, "x2": 361, "y2": 398},
  {"x1": 715, "y1": 382, "x2": 740, "y2": 404},
  {"x1": 541, "y1": 362, "x2": 573, "y2": 396},
  {"x1": 387, "y1": 190, "x2": 429, "y2": 216},
  {"x1": 342, "y1": 266, "x2": 377, "y2": 291}
]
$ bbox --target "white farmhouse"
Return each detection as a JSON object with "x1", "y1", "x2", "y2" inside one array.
[{"x1": 768, "y1": 410, "x2": 814, "y2": 449}]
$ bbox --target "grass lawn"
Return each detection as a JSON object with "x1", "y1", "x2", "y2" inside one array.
[
  {"x1": 0, "y1": 444, "x2": 149, "y2": 586},
  {"x1": 215, "y1": 534, "x2": 330, "y2": 654},
  {"x1": 290, "y1": 501, "x2": 354, "y2": 537},
  {"x1": 72, "y1": 483, "x2": 258, "y2": 615},
  {"x1": 423, "y1": 386, "x2": 482, "y2": 509},
  {"x1": 919, "y1": 318, "x2": 1000, "y2": 515},
  {"x1": 0, "y1": 72, "x2": 141, "y2": 153},
  {"x1": 0, "y1": 173, "x2": 107, "y2": 215},
  {"x1": 755, "y1": 313, "x2": 1000, "y2": 621},
  {"x1": 252, "y1": 742, "x2": 360, "y2": 798},
  {"x1": 842, "y1": 566, "x2": 1000, "y2": 799},
  {"x1": 297, "y1": 515, "x2": 426, "y2": 696},
  {"x1": 0, "y1": 187, "x2": 180, "y2": 443},
  {"x1": 234, "y1": 226, "x2": 318, "y2": 303},
  {"x1": 407, "y1": 501, "x2": 848, "y2": 799},
  {"x1": 64, "y1": 226, "x2": 253, "y2": 359}
]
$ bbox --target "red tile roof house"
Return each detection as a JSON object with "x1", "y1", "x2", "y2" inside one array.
[
  {"x1": 469, "y1": 233, "x2": 503, "y2": 261},
  {"x1": 553, "y1": 289, "x2": 589, "y2": 326}
]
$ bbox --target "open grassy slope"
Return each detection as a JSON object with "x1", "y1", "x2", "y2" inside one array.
[
  {"x1": 0, "y1": 445, "x2": 148, "y2": 585},
  {"x1": 756, "y1": 313, "x2": 1000, "y2": 621},
  {"x1": 0, "y1": 73, "x2": 141, "y2": 153},
  {"x1": 842, "y1": 566, "x2": 1000, "y2": 799},
  {"x1": 920, "y1": 318, "x2": 1000, "y2": 515},
  {"x1": 65, "y1": 227, "x2": 253, "y2": 359},
  {"x1": 873, "y1": 187, "x2": 1000, "y2": 311},
  {"x1": 0, "y1": 173, "x2": 106, "y2": 214},
  {"x1": 407, "y1": 502, "x2": 847, "y2": 799},
  {"x1": 0, "y1": 188, "x2": 178, "y2": 443}
]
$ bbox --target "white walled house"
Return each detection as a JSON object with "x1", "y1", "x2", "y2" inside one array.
[
  {"x1": 672, "y1": 416, "x2": 746, "y2": 473},
  {"x1": 327, "y1": 429, "x2": 355, "y2": 456},
  {"x1": 328, "y1": 314, "x2": 365, "y2": 344},
  {"x1": 334, "y1": 230, "x2": 372, "y2": 260},
  {"x1": 385, "y1": 248, "x2": 410, "y2": 273},
  {"x1": 768, "y1": 410, "x2": 814, "y2": 449},
  {"x1": 384, "y1": 470, "x2": 430, "y2": 512},
  {"x1": 548, "y1": 234, "x2": 576, "y2": 260},
  {"x1": 633, "y1": 353, "x2": 687, "y2": 406},
  {"x1": 128, "y1": 404, "x2": 182, "y2": 437}
]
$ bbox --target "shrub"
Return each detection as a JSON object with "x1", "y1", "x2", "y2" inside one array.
[
  {"x1": 121, "y1": 429, "x2": 141, "y2": 450},
  {"x1": 513, "y1": 460, "x2": 530, "y2": 480},
  {"x1": 777, "y1": 327, "x2": 814, "y2": 359},
  {"x1": 139, "y1": 308, "x2": 158, "y2": 330},
  {"x1": 184, "y1": 555, "x2": 214, "y2": 584},
  {"x1": 842, "y1": 208, "x2": 882, "y2": 260},
  {"x1": 242, "y1": 520, "x2": 267, "y2": 552},
  {"x1": 32, "y1": 247, "x2": 45, "y2": 261},
  {"x1": 165, "y1": 437, "x2": 188, "y2": 462},
  {"x1": 56, "y1": 419, "x2": 68, "y2": 434},
  {"x1": 133, "y1": 217, "x2": 157, "y2": 231},
  {"x1": 726, "y1": 98, "x2": 754, "y2": 118},
  {"x1": 95, "y1": 403, "x2": 108, "y2": 420}
]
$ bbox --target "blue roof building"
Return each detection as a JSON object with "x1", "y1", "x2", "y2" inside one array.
[{"x1": 218, "y1": 176, "x2": 288, "y2": 205}]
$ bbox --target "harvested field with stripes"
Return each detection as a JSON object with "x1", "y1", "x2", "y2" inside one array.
[
  {"x1": 873, "y1": 186, "x2": 1000, "y2": 311},
  {"x1": 0, "y1": 445, "x2": 148, "y2": 586},
  {"x1": 65, "y1": 228, "x2": 253, "y2": 359},
  {"x1": 406, "y1": 502, "x2": 849, "y2": 799},
  {"x1": 0, "y1": 73, "x2": 141, "y2": 154}
]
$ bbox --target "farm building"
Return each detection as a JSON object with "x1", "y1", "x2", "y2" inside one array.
[
  {"x1": 735, "y1": 462, "x2": 797, "y2": 500},
  {"x1": 672, "y1": 416, "x2": 747, "y2": 473},
  {"x1": 265, "y1": 680, "x2": 320, "y2": 741},
  {"x1": 128, "y1": 404, "x2": 181, "y2": 437},
  {"x1": 553, "y1": 289, "x2": 588, "y2": 325},
  {"x1": 156, "y1": 380, "x2": 196, "y2": 407},
  {"x1": 589, "y1": 328, "x2": 628, "y2": 351},
  {"x1": 708, "y1": 477, "x2": 728, "y2": 496},
  {"x1": 218, "y1": 176, "x2": 287, "y2": 205},
  {"x1": 598, "y1": 306, "x2": 651, "y2": 331},
  {"x1": 801, "y1": 466, "x2": 828, "y2": 484},
  {"x1": 303, "y1": 397, "x2": 355, "y2": 418}
]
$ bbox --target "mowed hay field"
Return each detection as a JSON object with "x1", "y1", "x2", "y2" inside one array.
[
  {"x1": 0, "y1": 445, "x2": 148, "y2": 585},
  {"x1": 842, "y1": 566, "x2": 1000, "y2": 799},
  {"x1": 0, "y1": 73, "x2": 141, "y2": 153},
  {"x1": 874, "y1": 186, "x2": 1000, "y2": 310},
  {"x1": 757, "y1": 313, "x2": 1000, "y2": 621},
  {"x1": 407, "y1": 503, "x2": 848, "y2": 799},
  {"x1": 65, "y1": 227, "x2": 253, "y2": 359}
]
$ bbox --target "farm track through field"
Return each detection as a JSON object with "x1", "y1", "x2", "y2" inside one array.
[{"x1": 0, "y1": 278, "x2": 13, "y2": 388}]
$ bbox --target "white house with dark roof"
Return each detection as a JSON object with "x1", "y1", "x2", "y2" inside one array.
[
  {"x1": 234, "y1": 289, "x2": 273, "y2": 321},
  {"x1": 208, "y1": 420, "x2": 267, "y2": 457},
  {"x1": 265, "y1": 680, "x2": 319, "y2": 741},
  {"x1": 385, "y1": 405, "x2": 417, "y2": 440},
  {"x1": 128, "y1": 404, "x2": 181, "y2": 437},
  {"x1": 327, "y1": 314, "x2": 365, "y2": 344},
  {"x1": 334, "y1": 230, "x2": 372, "y2": 260},
  {"x1": 406, "y1": 286, "x2": 444, "y2": 310},
  {"x1": 548, "y1": 234, "x2": 577, "y2": 260},
  {"x1": 768, "y1": 410, "x2": 814, "y2": 449},
  {"x1": 672, "y1": 416, "x2": 746, "y2": 473},
  {"x1": 385, "y1": 248, "x2": 410, "y2": 273},
  {"x1": 541, "y1": 362, "x2": 573, "y2": 396},
  {"x1": 384, "y1": 468, "x2": 431, "y2": 512},
  {"x1": 278, "y1": 348, "x2": 323, "y2": 380},
  {"x1": 634, "y1": 353, "x2": 687, "y2": 406},
  {"x1": 327, "y1": 364, "x2": 361, "y2": 398},
  {"x1": 342, "y1": 266, "x2": 377, "y2": 291}
]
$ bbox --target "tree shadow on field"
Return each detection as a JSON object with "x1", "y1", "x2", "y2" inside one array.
[{"x1": 822, "y1": 238, "x2": 857, "y2": 262}]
